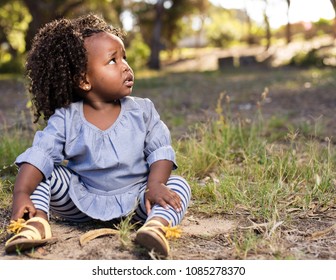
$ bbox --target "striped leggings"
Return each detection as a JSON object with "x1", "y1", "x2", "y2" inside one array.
[{"x1": 31, "y1": 165, "x2": 191, "y2": 226}]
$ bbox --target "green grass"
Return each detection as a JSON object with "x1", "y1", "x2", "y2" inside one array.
[
  {"x1": 0, "y1": 127, "x2": 32, "y2": 209},
  {"x1": 174, "y1": 98, "x2": 336, "y2": 221}
]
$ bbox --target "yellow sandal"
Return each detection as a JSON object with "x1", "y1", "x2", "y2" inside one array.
[
  {"x1": 5, "y1": 217, "x2": 56, "y2": 254},
  {"x1": 135, "y1": 220, "x2": 182, "y2": 257}
]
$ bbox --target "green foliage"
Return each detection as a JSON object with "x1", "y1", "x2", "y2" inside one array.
[
  {"x1": 314, "y1": 18, "x2": 334, "y2": 35},
  {"x1": 0, "y1": 0, "x2": 31, "y2": 73},
  {"x1": 315, "y1": 18, "x2": 333, "y2": 27},
  {"x1": 205, "y1": 8, "x2": 245, "y2": 47},
  {"x1": 0, "y1": 0, "x2": 31, "y2": 51},
  {"x1": 114, "y1": 213, "x2": 138, "y2": 248},
  {"x1": 126, "y1": 33, "x2": 150, "y2": 70},
  {"x1": 0, "y1": 128, "x2": 31, "y2": 177},
  {"x1": 290, "y1": 49, "x2": 324, "y2": 67},
  {"x1": 0, "y1": 177, "x2": 13, "y2": 209},
  {"x1": 0, "y1": 127, "x2": 32, "y2": 208},
  {"x1": 0, "y1": 56, "x2": 24, "y2": 74}
]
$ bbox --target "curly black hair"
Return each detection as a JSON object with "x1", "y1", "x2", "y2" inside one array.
[{"x1": 26, "y1": 14, "x2": 125, "y2": 122}]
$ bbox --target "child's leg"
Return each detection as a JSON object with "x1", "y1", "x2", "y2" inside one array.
[
  {"x1": 134, "y1": 175, "x2": 191, "y2": 226},
  {"x1": 5, "y1": 165, "x2": 82, "y2": 253},
  {"x1": 134, "y1": 175, "x2": 191, "y2": 256},
  {"x1": 30, "y1": 164, "x2": 91, "y2": 222}
]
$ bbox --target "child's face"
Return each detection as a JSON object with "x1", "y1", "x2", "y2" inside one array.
[{"x1": 83, "y1": 32, "x2": 134, "y2": 101}]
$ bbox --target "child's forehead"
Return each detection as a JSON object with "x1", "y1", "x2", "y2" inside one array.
[{"x1": 84, "y1": 32, "x2": 124, "y2": 48}]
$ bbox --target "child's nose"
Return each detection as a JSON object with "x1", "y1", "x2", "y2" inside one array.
[{"x1": 122, "y1": 62, "x2": 132, "y2": 72}]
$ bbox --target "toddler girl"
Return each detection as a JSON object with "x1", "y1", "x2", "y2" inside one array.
[{"x1": 5, "y1": 14, "x2": 191, "y2": 257}]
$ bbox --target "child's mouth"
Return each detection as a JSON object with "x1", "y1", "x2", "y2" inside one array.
[
  {"x1": 125, "y1": 80, "x2": 134, "y2": 87},
  {"x1": 124, "y1": 75, "x2": 134, "y2": 87}
]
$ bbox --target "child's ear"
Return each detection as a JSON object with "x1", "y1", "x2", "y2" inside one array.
[
  {"x1": 79, "y1": 82, "x2": 91, "y2": 92},
  {"x1": 76, "y1": 74, "x2": 91, "y2": 91}
]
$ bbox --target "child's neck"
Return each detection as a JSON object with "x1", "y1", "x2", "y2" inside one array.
[
  {"x1": 84, "y1": 99, "x2": 119, "y2": 110},
  {"x1": 83, "y1": 100, "x2": 121, "y2": 131}
]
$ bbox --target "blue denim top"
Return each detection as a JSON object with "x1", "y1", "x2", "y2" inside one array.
[{"x1": 16, "y1": 97, "x2": 176, "y2": 220}]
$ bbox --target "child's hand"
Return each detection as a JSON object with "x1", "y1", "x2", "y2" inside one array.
[
  {"x1": 11, "y1": 192, "x2": 36, "y2": 220},
  {"x1": 145, "y1": 182, "x2": 182, "y2": 215}
]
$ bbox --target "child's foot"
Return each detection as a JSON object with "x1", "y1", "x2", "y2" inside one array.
[
  {"x1": 5, "y1": 217, "x2": 56, "y2": 254},
  {"x1": 135, "y1": 219, "x2": 170, "y2": 257}
]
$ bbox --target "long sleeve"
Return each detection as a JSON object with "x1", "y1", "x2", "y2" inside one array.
[
  {"x1": 15, "y1": 108, "x2": 66, "y2": 179},
  {"x1": 143, "y1": 99, "x2": 177, "y2": 169}
]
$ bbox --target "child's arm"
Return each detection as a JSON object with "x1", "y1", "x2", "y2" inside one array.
[
  {"x1": 145, "y1": 160, "x2": 182, "y2": 215},
  {"x1": 11, "y1": 163, "x2": 44, "y2": 220}
]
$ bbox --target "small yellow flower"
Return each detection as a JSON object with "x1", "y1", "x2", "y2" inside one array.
[
  {"x1": 162, "y1": 222, "x2": 182, "y2": 239},
  {"x1": 7, "y1": 218, "x2": 26, "y2": 234}
]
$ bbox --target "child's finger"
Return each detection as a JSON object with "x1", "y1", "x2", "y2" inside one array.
[
  {"x1": 27, "y1": 205, "x2": 36, "y2": 218},
  {"x1": 157, "y1": 198, "x2": 169, "y2": 210},
  {"x1": 173, "y1": 200, "x2": 182, "y2": 212},
  {"x1": 169, "y1": 191, "x2": 182, "y2": 211},
  {"x1": 145, "y1": 199, "x2": 152, "y2": 215},
  {"x1": 166, "y1": 194, "x2": 182, "y2": 212}
]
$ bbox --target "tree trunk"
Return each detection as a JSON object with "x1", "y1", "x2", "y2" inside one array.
[
  {"x1": 148, "y1": 0, "x2": 164, "y2": 70},
  {"x1": 330, "y1": 0, "x2": 336, "y2": 38},
  {"x1": 263, "y1": 8, "x2": 271, "y2": 50},
  {"x1": 23, "y1": 0, "x2": 50, "y2": 51},
  {"x1": 23, "y1": 0, "x2": 82, "y2": 51},
  {"x1": 286, "y1": 0, "x2": 291, "y2": 44},
  {"x1": 244, "y1": 7, "x2": 254, "y2": 45}
]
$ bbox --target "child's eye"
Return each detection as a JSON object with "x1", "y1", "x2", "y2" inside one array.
[
  {"x1": 122, "y1": 56, "x2": 129, "y2": 64},
  {"x1": 109, "y1": 58, "x2": 116, "y2": 65}
]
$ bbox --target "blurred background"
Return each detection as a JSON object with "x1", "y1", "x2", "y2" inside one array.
[{"x1": 0, "y1": 0, "x2": 335, "y2": 73}]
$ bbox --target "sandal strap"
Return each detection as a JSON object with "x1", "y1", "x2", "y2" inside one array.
[
  {"x1": 27, "y1": 217, "x2": 52, "y2": 239},
  {"x1": 137, "y1": 220, "x2": 170, "y2": 250},
  {"x1": 6, "y1": 217, "x2": 52, "y2": 246},
  {"x1": 5, "y1": 225, "x2": 42, "y2": 246},
  {"x1": 140, "y1": 220, "x2": 165, "y2": 228},
  {"x1": 19, "y1": 224, "x2": 42, "y2": 239}
]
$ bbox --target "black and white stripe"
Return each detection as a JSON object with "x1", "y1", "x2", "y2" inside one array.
[
  {"x1": 133, "y1": 176, "x2": 191, "y2": 226},
  {"x1": 30, "y1": 165, "x2": 191, "y2": 225}
]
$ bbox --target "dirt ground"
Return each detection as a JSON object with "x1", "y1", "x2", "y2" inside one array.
[
  {"x1": 0, "y1": 211, "x2": 239, "y2": 260},
  {"x1": 0, "y1": 207, "x2": 335, "y2": 260},
  {"x1": 1, "y1": 42, "x2": 336, "y2": 260}
]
